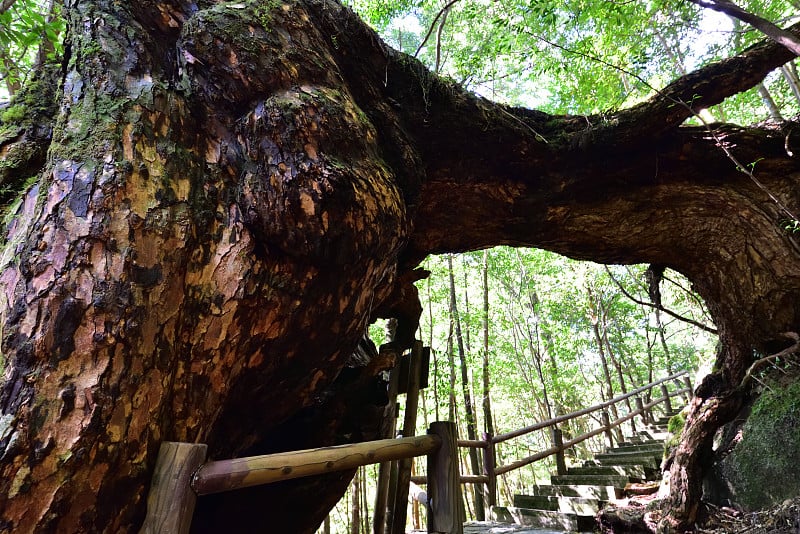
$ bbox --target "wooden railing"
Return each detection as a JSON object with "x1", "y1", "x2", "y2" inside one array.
[
  {"x1": 410, "y1": 370, "x2": 693, "y2": 508},
  {"x1": 139, "y1": 422, "x2": 464, "y2": 534},
  {"x1": 139, "y1": 368, "x2": 693, "y2": 534}
]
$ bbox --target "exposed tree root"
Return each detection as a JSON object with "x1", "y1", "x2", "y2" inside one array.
[{"x1": 600, "y1": 497, "x2": 800, "y2": 534}]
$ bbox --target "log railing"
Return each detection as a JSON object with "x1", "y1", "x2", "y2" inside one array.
[
  {"x1": 410, "y1": 369, "x2": 693, "y2": 508},
  {"x1": 140, "y1": 368, "x2": 692, "y2": 534},
  {"x1": 140, "y1": 422, "x2": 464, "y2": 534}
]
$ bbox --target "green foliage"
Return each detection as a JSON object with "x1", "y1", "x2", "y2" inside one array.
[
  {"x1": 0, "y1": 104, "x2": 25, "y2": 123},
  {"x1": 406, "y1": 247, "x2": 712, "y2": 520},
  {"x1": 343, "y1": 0, "x2": 800, "y2": 120},
  {"x1": 782, "y1": 219, "x2": 800, "y2": 234},
  {"x1": 0, "y1": 0, "x2": 65, "y2": 99}
]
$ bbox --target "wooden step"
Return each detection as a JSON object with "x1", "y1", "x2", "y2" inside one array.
[
  {"x1": 526, "y1": 483, "x2": 623, "y2": 500},
  {"x1": 595, "y1": 450, "x2": 661, "y2": 463},
  {"x1": 568, "y1": 464, "x2": 646, "y2": 480},
  {"x1": 492, "y1": 505, "x2": 595, "y2": 531},
  {"x1": 606, "y1": 443, "x2": 664, "y2": 454},
  {"x1": 551, "y1": 474, "x2": 629, "y2": 487},
  {"x1": 514, "y1": 494, "x2": 601, "y2": 515}
]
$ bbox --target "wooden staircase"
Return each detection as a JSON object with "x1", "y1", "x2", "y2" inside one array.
[{"x1": 492, "y1": 410, "x2": 681, "y2": 532}]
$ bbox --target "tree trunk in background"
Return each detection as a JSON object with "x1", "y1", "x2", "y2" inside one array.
[
  {"x1": 588, "y1": 285, "x2": 625, "y2": 443},
  {"x1": 757, "y1": 82, "x2": 785, "y2": 121},
  {"x1": 781, "y1": 61, "x2": 800, "y2": 104},
  {"x1": 351, "y1": 468, "x2": 360, "y2": 534},
  {"x1": 447, "y1": 287, "x2": 457, "y2": 423},
  {"x1": 482, "y1": 250, "x2": 495, "y2": 438},
  {"x1": 447, "y1": 254, "x2": 485, "y2": 520},
  {"x1": 0, "y1": 1, "x2": 798, "y2": 532}
]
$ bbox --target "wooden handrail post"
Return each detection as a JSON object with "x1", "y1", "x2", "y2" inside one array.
[
  {"x1": 600, "y1": 411, "x2": 614, "y2": 449},
  {"x1": 550, "y1": 426, "x2": 567, "y2": 476},
  {"x1": 660, "y1": 384, "x2": 673, "y2": 414},
  {"x1": 428, "y1": 422, "x2": 463, "y2": 534},
  {"x1": 482, "y1": 432, "x2": 497, "y2": 508},
  {"x1": 684, "y1": 376, "x2": 694, "y2": 401},
  {"x1": 140, "y1": 442, "x2": 207, "y2": 534},
  {"x1": 635, "y1": 396, "x2": 649, "y2": 426}
]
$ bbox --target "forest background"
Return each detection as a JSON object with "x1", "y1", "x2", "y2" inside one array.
[{"x1": 0, "y1": 0, "x2": 797, "y2": 531}]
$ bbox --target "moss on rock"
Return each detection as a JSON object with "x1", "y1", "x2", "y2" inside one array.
[{"x1": 716, "y1": 380, "x2": 800, "y2": 511}]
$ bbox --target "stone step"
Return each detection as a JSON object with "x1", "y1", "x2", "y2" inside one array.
[
  {"x1": 527, "y1": 483, "x2": 623, "y2": 500},
  {"x1": 619, "y1": 439, "x2": 664, "y2": 447},
  {"x1": 491, "y1": 506, "x2": 595, "y2": 531},
  {"x1": 596, "y1": 449, "x2": 661, "y2": 462},
  {"x1": 594, "y1": 454, "x2": 659, "y2": 470},
  {"x1": 568, "y1": 464, "x2": 646, "y2": 480},
  {"x1": 513, "y1": 494, "x2": 601, "y2": 515},
  {"x1": 606, "y1": 443, "x2": 665, "y2": 454},
  {"x1": 551, "y1": 474, "x2": 629, "y2": 487},
  {"x1": 628, "y1": 431, "x2": 667, "y2": 443}
]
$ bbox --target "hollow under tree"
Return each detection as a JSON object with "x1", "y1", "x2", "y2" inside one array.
[{"x1": 0, "y1": 0, "x2": 798, "y2": 532}]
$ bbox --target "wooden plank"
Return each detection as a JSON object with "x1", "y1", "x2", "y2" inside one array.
[
  {"x1": 192, "y1": 434, "x2": 441, "y2": 495},
  {"x1": 420, "y1": 346, "x2": 430, "y2": 389},
  {"x1": 399, "y1": 345, "x2": 431, "y2": 393},
  {"x1": 428, "y1": 421, "x2": 463, "y2": 534},
  {"x1": 140, "y1": 442, "x2": 207, "y2": 534}
]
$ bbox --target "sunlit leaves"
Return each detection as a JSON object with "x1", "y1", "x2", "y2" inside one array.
[
  {"x1": 343, "y1": 0, "x2": 800, "y2": 119},
  {"x1": 0, "y1": 0, "x2": 64, "y2": 98}
]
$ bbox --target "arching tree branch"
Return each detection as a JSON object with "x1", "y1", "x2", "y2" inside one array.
[{"x1": 690, "y1": 0, "x2": 800, "y2": 56}]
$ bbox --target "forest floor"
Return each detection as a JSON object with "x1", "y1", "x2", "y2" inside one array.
[
  {"x1": 599, "y1": 494, "x2": 800, "y2": 533},
  {"x1": 698, "y1": 497, "x2": 800, "y2": 533}
]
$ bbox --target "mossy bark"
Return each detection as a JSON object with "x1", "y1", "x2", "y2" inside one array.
[{"x1": 0, "y1": 1, "x2": 798, "y2": 532}]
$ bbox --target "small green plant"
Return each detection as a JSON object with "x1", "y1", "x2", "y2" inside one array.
[
  {"x1": 0, "y1": 105, "x2": 26, "y2": 124},
  {"x1": 782, "y1": 219, "x2": 800, "y2": 234}
]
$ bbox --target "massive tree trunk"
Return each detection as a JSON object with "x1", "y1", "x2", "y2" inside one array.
[{"x1": 0, "y1": 0, "x2": 798, "y2": 532}]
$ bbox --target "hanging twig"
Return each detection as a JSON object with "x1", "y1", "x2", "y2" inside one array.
[
  {"x1": 604, "y1": 267, "x2": 718, "y2": 335},
  {"x1": 740, "y1": 332, "x2": 800, "y2": 388}
]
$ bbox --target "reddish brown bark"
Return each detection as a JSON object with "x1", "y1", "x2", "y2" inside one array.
[{"x1": 0, "y1": 1, "x2": 797, "y2": 532}]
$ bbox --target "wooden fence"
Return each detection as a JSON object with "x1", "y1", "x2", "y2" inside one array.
[
  {"x1": 409, "y1": 369, "x2": 693, "y2": 508},
  {"x1": 140, "y1": 422, "x2": 462, "y2": 534},
  {"x1": 139, "y1": 366, "x2": 692, "y2": 534}
]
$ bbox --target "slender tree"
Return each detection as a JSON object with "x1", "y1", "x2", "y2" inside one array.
[{"x1": 447, "y1": 254, "x2": 484, "y2": 520}]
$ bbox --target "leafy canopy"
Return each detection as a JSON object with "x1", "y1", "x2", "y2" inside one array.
[{"x1": 344, "y1": 0, "x2": 800, "y2": 121}]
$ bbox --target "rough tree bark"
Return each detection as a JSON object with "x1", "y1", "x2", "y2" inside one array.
[{"x1": 0, "y1": 1, "x2": 798, "y2": 533}]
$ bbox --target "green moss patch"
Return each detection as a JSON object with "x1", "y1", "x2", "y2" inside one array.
[{"x1": 722, "y1": 381, "x2": 800, "y2": 510}]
